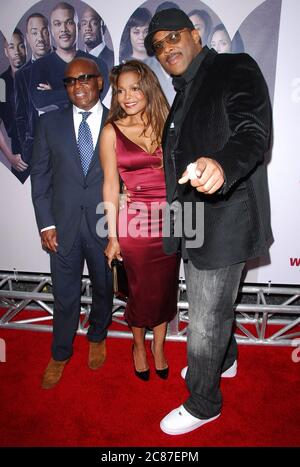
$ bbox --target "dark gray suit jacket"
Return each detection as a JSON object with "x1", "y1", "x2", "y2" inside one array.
[
  {"x1": 14, "y1": 60, "x2": 39, "y2": 183},
  {"x1": 162, "y1": 49, "x2": 273, "y2": 269},
  {"x1": 31, "y1": 103, "x2": 108, "y2": 255}
]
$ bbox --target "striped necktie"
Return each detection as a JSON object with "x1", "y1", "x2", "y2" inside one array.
[{"x1": 77, "y1": 111, "x2": 93, "y2": 176}]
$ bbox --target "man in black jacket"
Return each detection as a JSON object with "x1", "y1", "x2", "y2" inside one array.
[
  {"x1": 0, "y1": 29, "x2": 26, "y2": 176},
  {"x1": 14, "y1": 13, "x2": 52, "y2": 183},
  {"x1": 145, "y1": 8, "x2": 273, "y2": 435}
]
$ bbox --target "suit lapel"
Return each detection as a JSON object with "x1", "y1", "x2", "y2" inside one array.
[
  {"x1": 162, "y1": 92, "x2": 180, "y2": 149},
  {"x1": 61, "y1": 106, "x2": 85, "y2": 180},
  {"x1": 86, "y1": 104, "x2": 108, "y2": 175},
  {"x1": 162, "y1": 49, "x2": 217, "y2": 150},
  {"x1": 180, "y1": 48, "x2": 217, "y2": 129}
]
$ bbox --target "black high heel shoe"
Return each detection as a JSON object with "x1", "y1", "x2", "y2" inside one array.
[
  {"x1": 155, "y1": 366, "x2": 169, "y2": 380},
  {"x1": 151, "y1": 341, "x2": 169, "y2": 380},
  {"x1": 132, "y1": 345, "x2": 150, "y2": 381}
]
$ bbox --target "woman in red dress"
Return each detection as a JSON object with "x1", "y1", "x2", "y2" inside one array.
[{"x1": 100, "y1": 61, "x2": 179, "y2": 380}]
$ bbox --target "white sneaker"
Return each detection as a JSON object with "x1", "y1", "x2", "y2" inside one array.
[
  {"x1": 221, "y1": 360, "x2": 237, "y2": 377},
  {"x1": 181, "y1": 360, "x2": 237, "y2": 380},
  {"x1": 160, "y1": 405, "x2": 220, "y2": 435}
]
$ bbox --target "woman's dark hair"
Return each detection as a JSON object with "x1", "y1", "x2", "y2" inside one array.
[
  {"x1": 119, "y1": 8, "x2": 152, "y2": 63},
  {"x1": 231, "y1": 30, "x2": 245, "y2": 53},
  {"x1": 210, "y1": 23, "x2": 244, "y2": 53},
  {"x1": 107, "y1": 60, "x2": 169, "y2": 147}
]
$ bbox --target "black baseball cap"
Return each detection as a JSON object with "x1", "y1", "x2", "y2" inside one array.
[{"x1": 144, "y1": 8, "x2": 194, "y2": 55}]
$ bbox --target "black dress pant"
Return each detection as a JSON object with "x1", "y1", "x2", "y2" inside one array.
[{"x1": 50, "y1": 214, "x2": 112, "y2": 361}]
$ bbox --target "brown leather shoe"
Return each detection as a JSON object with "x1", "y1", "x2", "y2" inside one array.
[
  {"x1": 88, "y1": 340, "x2": 106, "y2": 370},
  {"x1": 41, "y1": 357, "x2": 69, "y2": 389}
]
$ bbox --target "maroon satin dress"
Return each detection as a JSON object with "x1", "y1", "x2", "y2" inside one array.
[{"x1": 112, "y1": 122, "x2": 179, "y2": 328}]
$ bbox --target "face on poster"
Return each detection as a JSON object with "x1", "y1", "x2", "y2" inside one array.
[{"x1": 0, "y1": 0, "x2": 114, "y2": 183}]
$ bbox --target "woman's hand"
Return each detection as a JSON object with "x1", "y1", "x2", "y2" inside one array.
[
  {"x1": 105, "y1": 238, "x2": 122, "y2": 267},
  {"x1": 119, "y1": 184, "x2": 131, "y2": 209},
  {"x1": 7, "y1": 153, "x2": 28, "y2": 172}
]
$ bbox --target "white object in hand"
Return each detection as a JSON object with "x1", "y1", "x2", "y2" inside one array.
[
  {"x1": 186, "y1": 162, "x2": 198, "y2": 180},
  {"x1": 178, "y1": 162, "x2": 201, "y2": 184}
]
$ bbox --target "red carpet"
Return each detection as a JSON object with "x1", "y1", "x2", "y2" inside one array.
[{"x1": 0, "y1": 327, "x2": 299, "y2": 447}]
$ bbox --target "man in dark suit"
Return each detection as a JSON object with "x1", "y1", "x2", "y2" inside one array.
[
  {"x1": 80, "y1": 5, "x2": 114, "y2": 72},
  {"x1": 14, "y1": 13, "x2": 52, "y2": 183},
  {"x1": 145, "y1": 9, "x2": 273, "y2": 435},
  {"x1": 31, "y1": 57, "x2": 112, "y2": 389}
]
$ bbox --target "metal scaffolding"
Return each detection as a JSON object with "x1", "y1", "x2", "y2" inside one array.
[{"x1": 0, "y1": 272, "x2": 299, "y2": 346}]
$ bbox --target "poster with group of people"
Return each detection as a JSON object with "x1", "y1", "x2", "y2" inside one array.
[{"x1": 0, "y1": 0, "x2": 281, "y2": 184}]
